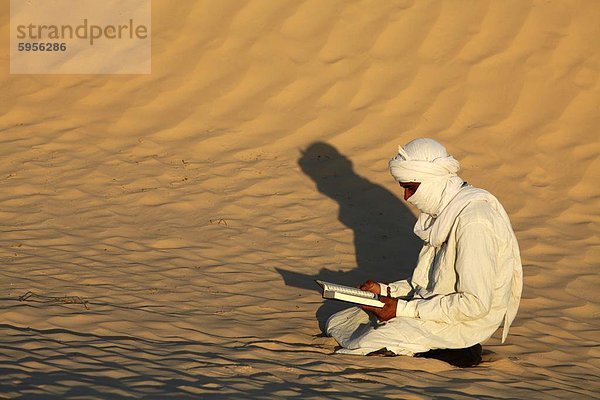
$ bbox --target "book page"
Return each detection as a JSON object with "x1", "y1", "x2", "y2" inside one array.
[{"x1": 318, "y1": 280, "x2": 377, "y2": 299}]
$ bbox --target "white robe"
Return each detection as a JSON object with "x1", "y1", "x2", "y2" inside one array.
[{"x1": 326, "y1": 187, "x2": 523, "y2": 355}]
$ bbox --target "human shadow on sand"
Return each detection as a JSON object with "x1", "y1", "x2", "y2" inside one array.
[{"x1": 276, "y1": 142, "x2": 421, "y2": 332}]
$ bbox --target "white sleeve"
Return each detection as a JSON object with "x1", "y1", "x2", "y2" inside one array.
[
  {"x1": 378, "y1": 280, "x2": 414, "y2": 298},
  {"x1": 401, "y1": 221, "x2": 497, "y2": 322}
]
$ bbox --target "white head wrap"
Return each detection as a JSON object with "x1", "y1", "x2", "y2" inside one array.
[
  {"x1": 389, "y1": 138, "x2": 463, "y2": 216},
  {"x1": 389, "y1": 138, "x2": 460, "y2": 182}
]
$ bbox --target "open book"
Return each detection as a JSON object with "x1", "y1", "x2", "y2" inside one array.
[{"x1": 316, "y1": 280, "x2": 385, "y2": 308}]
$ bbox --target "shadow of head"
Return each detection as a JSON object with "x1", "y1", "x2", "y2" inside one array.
[{"x1": 299, "y1": 142, "x2": 355, "y2": 198}]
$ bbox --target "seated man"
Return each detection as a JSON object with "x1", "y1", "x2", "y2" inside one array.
[{"x1": 325, "y1": 138, "x2": 523, "y2": 364}]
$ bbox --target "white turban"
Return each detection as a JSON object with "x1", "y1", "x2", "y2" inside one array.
[
  {"x1": 389, "y1": 138, "x2": 463, "y2": 216},
  {"x1": 389, "y1": 138, "x2": 460, "y2": 182}
]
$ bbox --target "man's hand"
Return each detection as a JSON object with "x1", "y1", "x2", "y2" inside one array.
[
  {"x1": 362, "y1": 296, "x2": 398, "y2": 322},
  {"x1": 359, "y1": 280, "x2": 381, "y2": 295}
]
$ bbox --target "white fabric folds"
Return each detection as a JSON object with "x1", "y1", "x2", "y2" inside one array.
[
  {"x1": 412, "y1": 186, "x2": 523, "y2": 342},
  {"x1": 389, "y1": 140, "x2": 460, "y2": 183}
]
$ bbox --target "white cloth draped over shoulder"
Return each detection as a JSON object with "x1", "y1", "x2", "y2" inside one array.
[
  {"x1": 407, "y1": 186, "x2": 522, "y2": 343},
  {"x1": 325, "y1": 139, "x2": 523, "y2": 355}
]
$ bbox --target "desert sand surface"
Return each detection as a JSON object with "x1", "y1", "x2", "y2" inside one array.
[{"x1": 1, "y1": 0, "x2": 599, "y2": 398}]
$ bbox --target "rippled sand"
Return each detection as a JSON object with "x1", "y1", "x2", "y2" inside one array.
[{"x1": 1, "y1": 0, "x2": 599, "y2": 398}]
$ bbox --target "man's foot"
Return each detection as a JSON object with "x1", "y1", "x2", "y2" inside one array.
[
  {"x1": 415, "y1": 343, "x2": 483, "y2": 368},
  {"x1": 367, "y1": 348, "x2": 397, "y2": 357}
]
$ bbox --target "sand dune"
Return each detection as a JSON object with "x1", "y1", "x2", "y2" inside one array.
[{"x1": 1, "y1": 0, "x2": 599, "y2": 398}]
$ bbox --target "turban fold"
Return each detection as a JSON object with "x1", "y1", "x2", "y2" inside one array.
[{"x1": 389, "y1": 138, "x2": 460, "y2": 182}]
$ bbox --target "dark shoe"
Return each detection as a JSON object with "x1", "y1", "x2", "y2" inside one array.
[
  {"x1": 367, "y1": 348, "x2": 397, "y2": 357},
  {"x1": 415, "y1": 343, "x2": 483, "y2": 368}
]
